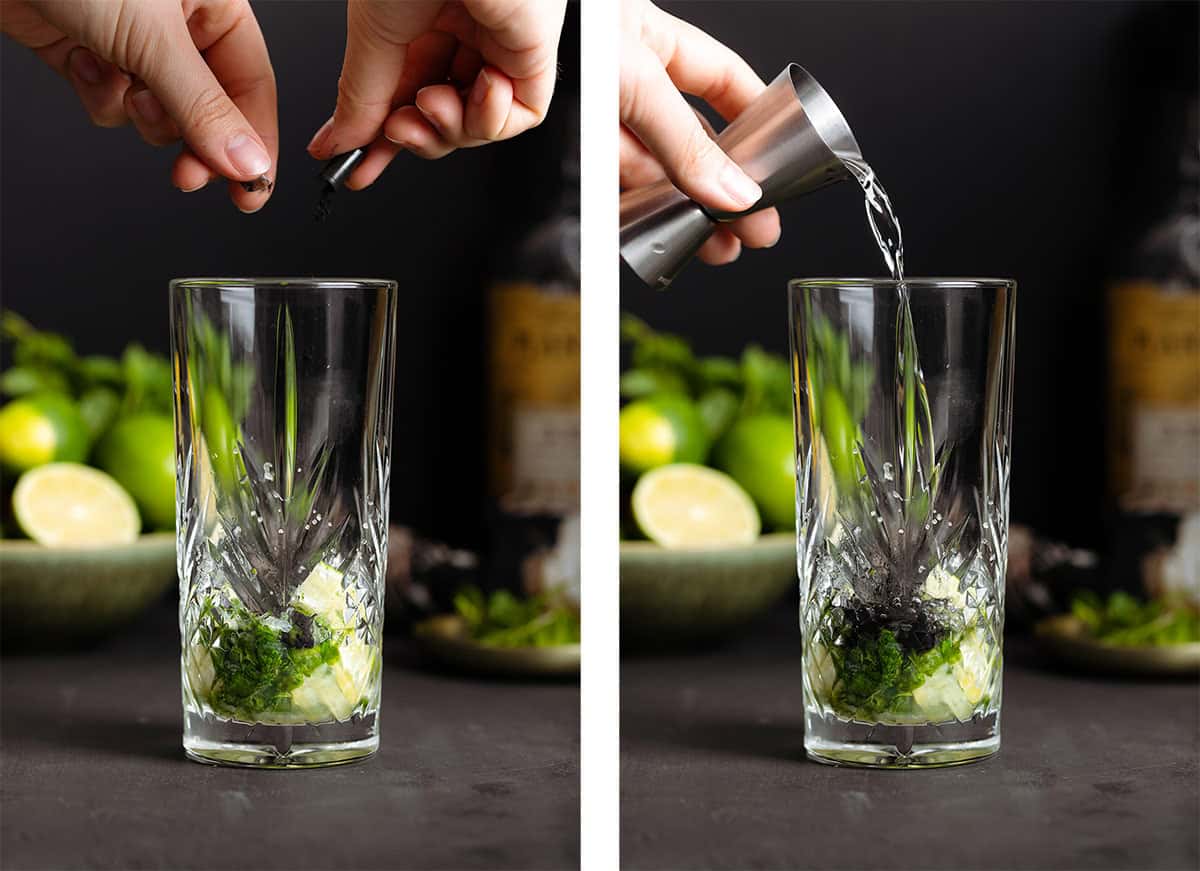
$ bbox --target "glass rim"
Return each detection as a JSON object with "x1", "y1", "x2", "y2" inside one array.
[
  {"x1": 788, "y1": 277, "x2": 1016, "y2": 291},
  {"x1": 170, "y1": 277, "x2": 397, "y2": 292}
]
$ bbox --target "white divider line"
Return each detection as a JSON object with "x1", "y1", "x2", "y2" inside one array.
[{"x1": 579, "y1": 0, "x2": 621, "y2": 866}]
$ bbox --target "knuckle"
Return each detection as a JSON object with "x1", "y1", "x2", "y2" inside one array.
[
  {"x1": 526, "y1": 107, "x2": 548, "y2": 131},
  {"x1": 184, "y1": 86, "x2": 235, "y2": 134},
  {"x1": 107, "y1": 1, "x2": 160, "y2": 74},
  {"x1": 700, "y1": 68, "x2": 736, "y2": 108},
  {"x1": 676, "y1": 130, "x2": 718, "y2": 180},
  {"x1": 335, "y1": 75, "x2": 390, "y2": 115},
  {"x1": 221, "y1": 68, "x2": 276, "y2": 101},
  {"x1": 618, "y1": 68, "x2": 647, "y2": 126},
  {"x1": 466, "y1": 124, "x2": 498, "y2": 144}
]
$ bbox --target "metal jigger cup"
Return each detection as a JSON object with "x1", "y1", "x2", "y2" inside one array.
[{"x1": 619, "y1": 64, "x2": 863, "y2": 289}]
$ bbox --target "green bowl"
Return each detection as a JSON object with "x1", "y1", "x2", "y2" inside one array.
[
  {"x1": 0, "y1": 533, "x2": 176, "y2": 647},
  {"x1": 620, "y1": 532, "x2": 797, "y2": 644}
]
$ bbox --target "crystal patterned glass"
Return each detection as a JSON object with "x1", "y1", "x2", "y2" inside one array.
[
  {"x1": 172, "y1": 278, "x2": 397, "y2": 767},
  {"x1": 789, "y1": 279, "x2": 1016, "y2": 767}
]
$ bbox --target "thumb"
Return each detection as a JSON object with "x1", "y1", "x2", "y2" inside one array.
[
  {"x1": 139, "y1": 24, "x2": 272, "y2": 183},
  {"x1": 309, "y1": 13, "x2": 413, "y2": 158}
]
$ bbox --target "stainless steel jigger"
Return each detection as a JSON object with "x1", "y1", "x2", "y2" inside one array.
[{"x1": 620, "y1": 64, "x2": 862, "y2": 289}]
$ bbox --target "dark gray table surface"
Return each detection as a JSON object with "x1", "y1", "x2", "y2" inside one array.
[
  {"x1": 621, "y1": 607, "x2": 1200, "y2": 871},
  {"x1": 1, "y1": 604, "x2": 580, "y2": 871}
]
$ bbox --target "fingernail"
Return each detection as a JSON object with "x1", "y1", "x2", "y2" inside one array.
[
  {"x1": 131, "y1": 89, "x2": 164, "y2": 125},
  {"x1": 470, "y1": 69, "x2": 492, "y2": 105},
  {"x1": 70, "y1": 49, "x2": 103, "y2": 85},
  {"x1": 719, "y1": 163, "x2": 762, "y2": 210},
  {"x1": 307, "y1": 116, "x2": 333, "y2": 154},
  {"x1": 415, "y1": 98, "x2": 441, "y2": 134},
  {"x1": 226, "y1": 133, "x2": 271, "y2": 177},
  {"x1": 178, "y1": 181, "x2": 206, "y2": 193}
]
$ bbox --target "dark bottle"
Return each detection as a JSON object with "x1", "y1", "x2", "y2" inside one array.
[
  {"x1": 1107, "y1": 95, "x2": 1199, "y2": 606},
  {"x1": 484, "y1": 104, "x2": 580, "y2": 603}
]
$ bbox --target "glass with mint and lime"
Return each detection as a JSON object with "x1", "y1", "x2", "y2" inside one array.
[
  {"x1": 172, "y1": 279, "x2": 397, "y2": 768},
  {"x1": 790, "y1": 279, "x2": 1016, "y2": 768}
]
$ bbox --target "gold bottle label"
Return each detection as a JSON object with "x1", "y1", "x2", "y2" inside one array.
[
  {"x1": 1108, "y1": 281, "x2": 1200, "y2": 513},
  {"x1": 488, "y1": 281, "x2": 581, "y2": 514}
]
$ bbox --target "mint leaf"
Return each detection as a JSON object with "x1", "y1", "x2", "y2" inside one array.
[
  {"x1": 620, "y1": 368, "x2": 689, "y2": 399},
  {"x1": 204, "y1": 600, "x2": 344, "y2": 720},
  {"x1": 1071, "y1": 590, "x2": 1200, "y2": 646},
  {"x1": 453, "y1": 585, "x2": 580, "y2": 648},
  {"x1": 0, "y1": 366, "x2": 70, "y2": 397},
  {"x1": 828, "y1": 611, "x2": 965, "y2": 719}
]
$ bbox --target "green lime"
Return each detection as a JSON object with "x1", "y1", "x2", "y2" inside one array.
[
  {"x1": 95, "y1": 413, "x2": 176, "y2": 531},
  {"x1": 0, "y1": 393, "x2": 89, "y2": 474},
  {"x1": 631, "y1": 463, "x2": 760, "y2": 549},
  {"x1": 619, "y1": 395, "x2": 709, "y2": 476},
  {"x1": 12, "y1": 462, "x2": 140, "y2": 546},
  {"x1": 713, "y1": 414, "x2": 796, "y2": 531}
]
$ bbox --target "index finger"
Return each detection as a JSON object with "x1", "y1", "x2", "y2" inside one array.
[
  {"x1": 620, "y1": 40, "x2": 761, "y2": 213},
  {"x1": 312, "y1": 1, "x2": 444, "y2": 158},
  {"x1": 197, "y1": 6, "x2": 279, "y2": 211},
  {"x1": 644, "y1": 4, "x2": 765, "y2": 121}
]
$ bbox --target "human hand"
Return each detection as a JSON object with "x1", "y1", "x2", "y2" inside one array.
[
  {"x1": 3, "y1": 0, "x2": 278, "y2": 212},
  {"x1": 307, "y1": 0, "x2": 566, "y2": 190},
  {"x1": 620, "y1": 0, "x2": 780, "y2": 265}
]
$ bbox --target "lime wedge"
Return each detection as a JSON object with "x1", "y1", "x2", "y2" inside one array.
[
  {"x1": 13, "y1": 462, "x2": 140, "y2": 547},
  {"x1": 954, "y1": 627, "x2": 994, "y2": 705},
  {"x1": 293, "y1": 561, "x2": 350, "y2": 626},
  {"x1": 290, "y1": 664, "x2": 356, "y2": 722},
  {"x1": 632, "y1": 463, "x2": 760, "y2": 549},
  {"x1": 289, "y1": 637, "x2": 378, "y2": 723},
  {"x1": 185, "y1": 644, "x2": 215, "y2": 700},
  {"x1": 911, "y1": 665, "x2": 973, "y2": 722}
]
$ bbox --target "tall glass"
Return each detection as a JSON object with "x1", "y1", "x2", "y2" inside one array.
[
  {"x1": 171, "y1": 278, "x2": 397, "y2": 768},
  {"x1": 789, "y1": 279, "x2": 1016, "y2": 767}
]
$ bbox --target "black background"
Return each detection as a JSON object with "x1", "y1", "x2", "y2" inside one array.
[
  {"x1": 1, "y1": 1, "x2": 579, "y2": 551},
  {"x1": 4, "y1": 1, "x2": 1198, "y2": 553},
  {"x1": 624, "y1": 0, "x2": 1198, "y2": 550}
]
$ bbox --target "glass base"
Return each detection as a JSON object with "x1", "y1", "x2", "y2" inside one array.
[
  {"x1": 805, "y1": 710, "x2": 999, "y2": 769},
  {"x1": 183, "y1": 711, "x2": 378, "y2": 769}
]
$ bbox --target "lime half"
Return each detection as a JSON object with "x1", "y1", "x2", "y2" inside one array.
[
  {"x1": 632, "y1": 463, "x2": 760, "y2": 549},
  {"x1": 13, "y1": 462, "x2": 140, "y2": 547}
]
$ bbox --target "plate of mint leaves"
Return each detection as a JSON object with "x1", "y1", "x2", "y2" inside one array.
[
  {"x1": 414, "y1": 586, "x2": 580, "y2": 677},
  {"x1": 1036, "y1": 591, "x2": 1200, "y2": 676}
]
